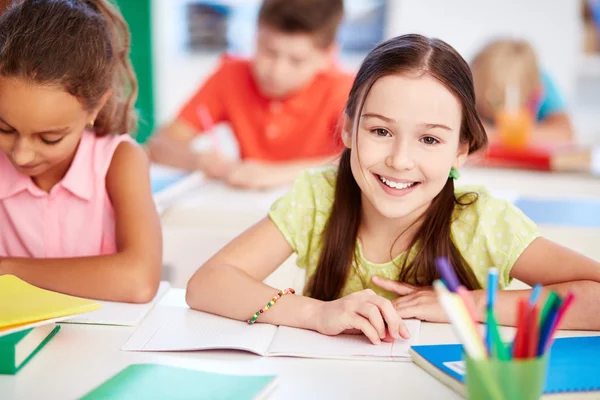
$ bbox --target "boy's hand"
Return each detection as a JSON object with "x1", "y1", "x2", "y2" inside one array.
[
  {"x1": 371, "y1": 276, "x2": 449, "y2": 323},
  {"x1": 314, "y1": 289, "x2": 411, "y2": 345},
  {"x1": 196, "y1": 152, "x2": 236, "y2": 179},
  {"x1": 225, "y1": 161, "x2": 274, "y2": 189}
]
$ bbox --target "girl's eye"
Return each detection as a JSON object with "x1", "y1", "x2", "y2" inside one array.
[
  {"x1": 371, "y1": 128, "x2": 391, "y2": 137},
  {"x1": 41, "y1": 137, "x2": 63, "y2": 145},
  {"x1": 421, "y1": 136, "x2": 440, "y2": 145},
  {"x1": 0, "y1": 126, "x2": 15, "y2": 134}
]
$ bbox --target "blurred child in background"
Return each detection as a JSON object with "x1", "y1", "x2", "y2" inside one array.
[
  {"x1": 471, "y1": 38, "x2": 574, "y2": 146},
  {"x1": 149, "y1": 0, "x2": 352, "y2": 190}
]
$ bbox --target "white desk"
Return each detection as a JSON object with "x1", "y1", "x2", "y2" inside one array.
[
  {"x1": 460, "y1": 166, "x2": 600, "y2": 199},
  {"x1": 1, "y1": 289, "x2": 597, "y2": 400}
]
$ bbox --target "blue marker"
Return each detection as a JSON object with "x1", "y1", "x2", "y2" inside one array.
[
  {"x1": 486, "y1": 267, "x2": 499, "y2": 354},
  {"x1": 529, "y1": 284, "x2": 542, "y2": 306},
  {"x1": 487, "y1": 267, "x2": 498, "y2": 309}
]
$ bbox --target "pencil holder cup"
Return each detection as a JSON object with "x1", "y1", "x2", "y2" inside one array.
[{"x1": 465, "y1": 354, "x2": 548, "y2": 400}]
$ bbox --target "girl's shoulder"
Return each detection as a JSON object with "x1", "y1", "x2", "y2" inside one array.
[
  {"x1": 453, "y1": 185, "x2": 512, "y2": 216},
  {"x1": 452, "y1": 185, "x2": 540, "y2": 288},
  {"x1": 87, "y1": 131, "x2": 138, "y2": 177},
  {"x1": 452, "y1": 184, "x2": 538, "y2": 243},
  {"x1": 280, "y1": 165, "x2": 338, "y2": 209},
  {"x1": 268, "y1": 166, "x2": 338, "y2": 261}
]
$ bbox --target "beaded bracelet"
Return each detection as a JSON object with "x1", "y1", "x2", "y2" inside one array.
[{"x1": 247, "y1": 288, "x2": 295, "y2": 324}]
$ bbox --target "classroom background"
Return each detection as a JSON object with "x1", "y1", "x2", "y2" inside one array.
[
  {"x1": 127, "y1": 0, "x2": 600, "y2": 147},
  {"x1": 3, "y1": 1, "x2": 600, "y2": 398},
  {"x1": 130, "y1": 0, "x2": 600, "y2": 290}
]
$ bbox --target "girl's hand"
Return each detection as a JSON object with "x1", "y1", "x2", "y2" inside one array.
[
  {"x1": 371, "y1": 276, "x2": 449, "y2": 323},
  {"x1": 314, "y1": 289, "x2": 411, "y2": 345}
]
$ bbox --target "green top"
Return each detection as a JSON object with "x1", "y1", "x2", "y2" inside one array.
[{"x1": 269, "y1": 166, "x2": 540, "y2": 299}]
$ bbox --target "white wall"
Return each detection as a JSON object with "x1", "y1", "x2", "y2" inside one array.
[{"x1": 385, "y1": 0, "x2": 584, "y2": 104}]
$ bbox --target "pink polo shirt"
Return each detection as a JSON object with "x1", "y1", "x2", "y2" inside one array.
[{"x1": 0, "y1": 131, "x2": 135, "y2": 258}]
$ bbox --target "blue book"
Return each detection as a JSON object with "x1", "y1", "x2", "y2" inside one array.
[
  {"x1": 410, "y1": 336, "x2": 600, "y2": 398},
  {"x1": 81, "y1": 364, "x2": 278, "y2": 400}
]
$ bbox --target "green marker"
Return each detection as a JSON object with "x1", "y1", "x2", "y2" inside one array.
[
  {"x1": 540, "y1": 291, "x2": 561, "y2": 328},
  {"x1": 487, "y1": 309, "x2": 510, "y2": 360}
]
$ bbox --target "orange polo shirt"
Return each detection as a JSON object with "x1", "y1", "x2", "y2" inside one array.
[{"x1": 178, "y1": 56, "x2": 353, "y2": 161}]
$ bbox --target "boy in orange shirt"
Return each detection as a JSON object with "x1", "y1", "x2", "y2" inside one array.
[{"x1": 149, "y1": 0, "x2": 352, "y2": 189}]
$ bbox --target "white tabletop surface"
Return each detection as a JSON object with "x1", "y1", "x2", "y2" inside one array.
[{"x1": 1, "y1": 289, "x2": 597, "y2": 400}]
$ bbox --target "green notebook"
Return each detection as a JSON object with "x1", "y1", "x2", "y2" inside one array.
[
  {"x1": 0, "y1": 323, "x2": 60, "y2": 374},
  {"x1": 80, "y1": 364, "x2": 278, "y2": 400}
]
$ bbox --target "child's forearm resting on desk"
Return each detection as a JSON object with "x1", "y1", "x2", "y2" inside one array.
[
  {"x1": 186, "y1": 263, "x2": 321, "y2": 330},
  {"x1": 269, "y1": 157, "x2": 337, "y2": 186},
  {"x1": 147, "y1": 133, "x2": 204, "y2": 172},
  {"x1": 485, "y1": 113, "x2": 573, "y2": 144},
  {"x1": 0, "y1": 253, "x2": 161, "y2": 303},
  {"x1": 147, "y1": 119, "x2": 236, "y2": 176},
  {"x1": 226, "y1": 156, "x2": 336, "y2": 189},
  {"x1": 477, "y1": 281, "x2": 600, "y2": 330},
  {"x1": 529, "y1": 113, "x2": 574, "y2": 142}
]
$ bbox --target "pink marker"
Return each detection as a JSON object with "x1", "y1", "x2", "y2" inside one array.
[{"x1": 197, "y1": 105, "x2": 222, "y2": 152}]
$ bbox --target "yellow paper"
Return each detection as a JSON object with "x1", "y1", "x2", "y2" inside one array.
[{"x1": 0, "y1": 275, "x2": 101, "y2": 330}]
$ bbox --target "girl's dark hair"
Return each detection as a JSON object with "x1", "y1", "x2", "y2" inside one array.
[
  {"x1": 307, "y1": 34, "x2": 489, "y2": 301},
  {"x1": 0, "y1": 0, "x2": 138, "y2": 136}
]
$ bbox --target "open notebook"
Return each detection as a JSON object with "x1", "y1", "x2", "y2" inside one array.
[{"x1": 122, "y1": 306, "x2": 421, "y2": 362}]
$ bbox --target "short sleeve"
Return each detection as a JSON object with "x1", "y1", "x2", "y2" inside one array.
[
  {"x1": 268, "y1": 168, "x2": 336, "y2": 269},
  {"x1": 98, "y1": 133, "x2": 137, "y2": 176},
  {"x1": 536, "y1": 71, "x2": 567, "y2": 121},
  {"x1": 177, "y1": 57, "x2": 229, "y2": 132},
  {"x1": 455, "y1": 189, "x2": 541, "y2": 288}
]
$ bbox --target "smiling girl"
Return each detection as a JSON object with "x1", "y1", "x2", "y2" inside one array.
[{"x1": 185, "y1": 34, "x2": 600, "y2": 343}]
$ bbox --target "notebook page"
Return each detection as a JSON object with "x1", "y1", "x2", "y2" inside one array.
[
  {"x1": 63, "y1": 282, "x2": 170, "y2": 326},
  {"x1": 266, "y1": 319, "x2": 421, "y2": 361},
  {"x1": 121, "y1": 306, "x2": 277, "y2": 356}
]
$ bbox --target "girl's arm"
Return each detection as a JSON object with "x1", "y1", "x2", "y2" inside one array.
[
  {"x1": 0, "y1": 142, "x2": 162, "y2": 303},
  {"x1": 530, "y1": 112, "x2": 574, "y2": 143},
  {"x1": 493, "y1": 237, "x2": 600, "y2": 329},
  {"x1": 186, "y1": 217, "x2": 408, "y2": 343},
  {"x1": 483, "y1": 112, "x2": 573, "y2": 144},
  {"x1": 186, "y1": 217, "x2": 321, "y2": 328},
  {"x1": 147, "y1": 119, "x2": 236, "y2": 179},
  {"x1": 224, "y1": 157, "x2": 335, "y2": 190}
]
